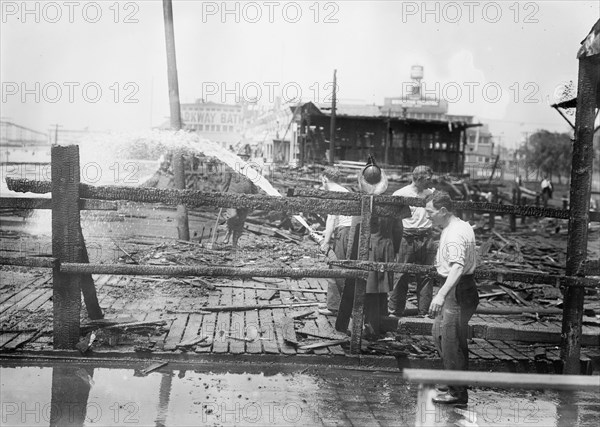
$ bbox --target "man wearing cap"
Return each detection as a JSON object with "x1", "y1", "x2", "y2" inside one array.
[
  {"x1": 319, "y1": 167, "x2": 353, "y2": 316},
  {"x1": 426, "y1": 190, "x2": 479, "y2": 405},
  {"x1": 389, "y1": 165, "x2": 435, "y2": 316}
]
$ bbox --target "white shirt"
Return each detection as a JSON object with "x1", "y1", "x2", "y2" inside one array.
[
  {"x1": 327, "y1": 183, "x2": 353, "y2": 228},
  {"x1": 393, "y1": 184, "x2": 433, "y2": 229},
  {"x1": 435, "y1": 216, "x2": 477, "y2": 277}
]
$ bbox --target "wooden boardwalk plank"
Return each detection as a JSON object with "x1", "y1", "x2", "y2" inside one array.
[
  {"x1": 273, "y1": 281, "x2": 297, "y2": 355},
  {"x1": 212, "y1": 287, "x2": 232, "y2": 354},
  {"x1": 271, "y1": 308, "x2": 297, "y2": 355},
  {"x1": 3, "y1": 331, "x2": 36, "y2": 350},
  {"x1": 315, "y1": 316, "x2": 345, "y2": 355},
  {"x1": 0, "y1": 274, "x2": 50, "y2": 305},
  {"x1": 469, "y1": 338, "x2": 496, "y2": 360},
  {"x1": 163, "y1": 314, "x2": 189, "y2": 351},
  {"x1": 0, "y1": 332, "x2": 20, "y2": 349},
  {"x1": 195, "y1": 290, "x2": 220, "y2": 354},
  {"x1": 243, "y1": 284, "x2": 262, "y2": 354},
  {"x1": 229, "y1": 281, "x2": 246, "y2": 354},
  {"x1": 1, "y1": 288, "x2": 48, "y2": 316},
  {"x1": 484, "y1": 340, "x2": 514, "y2": 361},
  {"x1": 258, "y1": 307, "x2": 279, "y2": 354},
  {"x1": 496, "y1": 340, "x2": 532, "y2": 361}
]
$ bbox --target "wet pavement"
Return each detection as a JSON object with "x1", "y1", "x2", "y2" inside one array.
[{"x1": 1, "y1": 359, "x2": 599, "y2": 426}]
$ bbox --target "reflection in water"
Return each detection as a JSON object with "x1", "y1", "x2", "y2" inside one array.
[
  {"x1": 155, "y1": 372, "x2": 173, "y2": 427},
  {"x1": 1, "y1": 362, "x2": 599, "y2": 426},
  {"x1": 49, "y1": 366, "x2": 94, "y2": 427}
]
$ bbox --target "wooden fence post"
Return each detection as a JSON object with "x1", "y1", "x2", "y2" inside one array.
[
  {"x1": 510, "y1": 188, "x2": 517, "y2": 231},
  {"x1": 349, "y1": 196, "x2": 372, "y2": 354},
  {"x1": 561, "y1": 55, "x2": 598, "y2": 374},
  {"x1": 51, "y1": 145, "x2": 83, "y2": 349}
]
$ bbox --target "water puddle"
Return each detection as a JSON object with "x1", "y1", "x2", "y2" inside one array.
[{"x1": 1, "y1": 360, "x2": 598, "y2": 426}]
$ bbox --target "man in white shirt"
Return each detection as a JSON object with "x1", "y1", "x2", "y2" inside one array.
[
  {"x1": 319, "y1": 167, "x2": 354, "y2": 316},
  {"x1": 425, "y1": 191, "x2": 479, "y2": 405},
  {"x1": 541, "y1": 176, "x2": 553, "y2": 208},
  {"x1": 389, "y1": 165, "x2": 435, "y2": 316}
]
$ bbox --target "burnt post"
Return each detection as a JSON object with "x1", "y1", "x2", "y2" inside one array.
[
  {"x1": 329, "y1": 69, "x2": 337, "y2": 164},
  {"x1": 163, "y1": 0, "x2": 189, "y2": 240},
  {"x1": 349, "y1": 196, "x2": 372, "y2": 354},
  {"x1": 561, "y1": 55, "x2": 598, "y2": 374},
  {"x1": 510, "y1": 187, "x2": 518, "y2": 231},
  {"x1": 51, "y1": 145, "x2": 83, "y2": 349}
]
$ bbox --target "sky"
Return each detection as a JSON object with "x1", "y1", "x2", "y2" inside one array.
[{"x1": 1, "y1": 0, "x2": 598, "y2": 149}]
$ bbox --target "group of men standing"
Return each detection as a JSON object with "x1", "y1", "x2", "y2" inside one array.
[{"x1": 320, "y1": 163, "x2": 479, "y2": 405}]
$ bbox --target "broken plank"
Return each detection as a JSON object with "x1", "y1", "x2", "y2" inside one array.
[
  {"x1": 315, "y1": 316, "x2": 345, "y2": 355},
  {"x1": 298, "y1": 339, "x2": 349, "y2": 351},
  {"x1": 178, "y1": 313, "x2": 204, "y2": 347},
  {"x1": 280, "y1": 316, "x2": 298, "y2": 346},
  {"x1": 257, "y1": 289, "x2": 278, "y2": 301},
  {"x1": 291, "y1": 309, "x2": 317, "y2": 320},
  {"x1": 498, "y1": 285, "x2": 529, "y2": 306},
  {"x1": 272, "y1": 308, "x2": 297, "y2": 355},
  {"x1": 163, "y1": 315, "x2": 189, "y2": 351},
  {"x1": 177, "y1": 334, "x2": 207, "y2": 348}
]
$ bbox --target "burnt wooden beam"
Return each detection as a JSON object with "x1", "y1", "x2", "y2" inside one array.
[
  {"x1": 59, "y1": 262, "x2": 368, "y2": 279},
  {"x1": 288, "y1": 188, "x2": 422, "y2": 206},
  {"x1": 562, "y1": 54, "x2": 598, "y2": 374},
  {"x1": 0, "y1": 197, "x2": 117, "y2": 211},
  {"x1": 7, "y1": 177, "x2": 600, "y2": 221},
  {"x1": 0, "y1": 256, "x2": 57, "y2": 268},
  {"x1": 329, "y1": 260, "x2": 599, "y2": 288}
]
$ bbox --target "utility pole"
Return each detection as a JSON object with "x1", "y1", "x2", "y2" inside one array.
[
  {"x1": 51, "y1": 124, "x2": 63, "y2": 145},
  {"x1": 163, "y1": 0, "x2": 189, "y2": 240},
  {"x1": 522, "y1": 131, "x2": 529, "y2": 180},
  {"x1": 329, "y1": 69, "x2": 337, "y2": 165}
]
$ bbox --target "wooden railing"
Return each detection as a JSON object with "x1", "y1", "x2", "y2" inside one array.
[{"x1": 1, "y1": 144, "x2": 598, "y2": 361}]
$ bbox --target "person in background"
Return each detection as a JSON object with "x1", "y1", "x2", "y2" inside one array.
[
  {"x1": 334, "y1": 156, "x2": 409, "y2": 337},
  {"x1": 425, "y1": 191, "x2": 479, "y2": 405},
  {"x1": 318, "y1": 167, "x2": 353, "y2": 316},
  {"x1": 389, "y1": 165, "x2": 436, "y2": 317},
  {"x1": 221, "y1": 153, "x2": 258, "y2": 249},
  {"x1": 541, "y1": 176, "x2": 553, "y2": 208}
]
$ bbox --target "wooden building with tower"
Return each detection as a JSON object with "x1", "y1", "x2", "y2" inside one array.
[{"x1": 295, "y1": 101, "x2": 478, "y2": 173}]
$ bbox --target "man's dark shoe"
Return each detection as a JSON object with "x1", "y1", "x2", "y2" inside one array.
[
  {"x1": 432, "y1": 392, "x2": 468, "y2": 405},
  {"x1": 435, "y1": 385, "x2": 448, "y2": 393}
]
